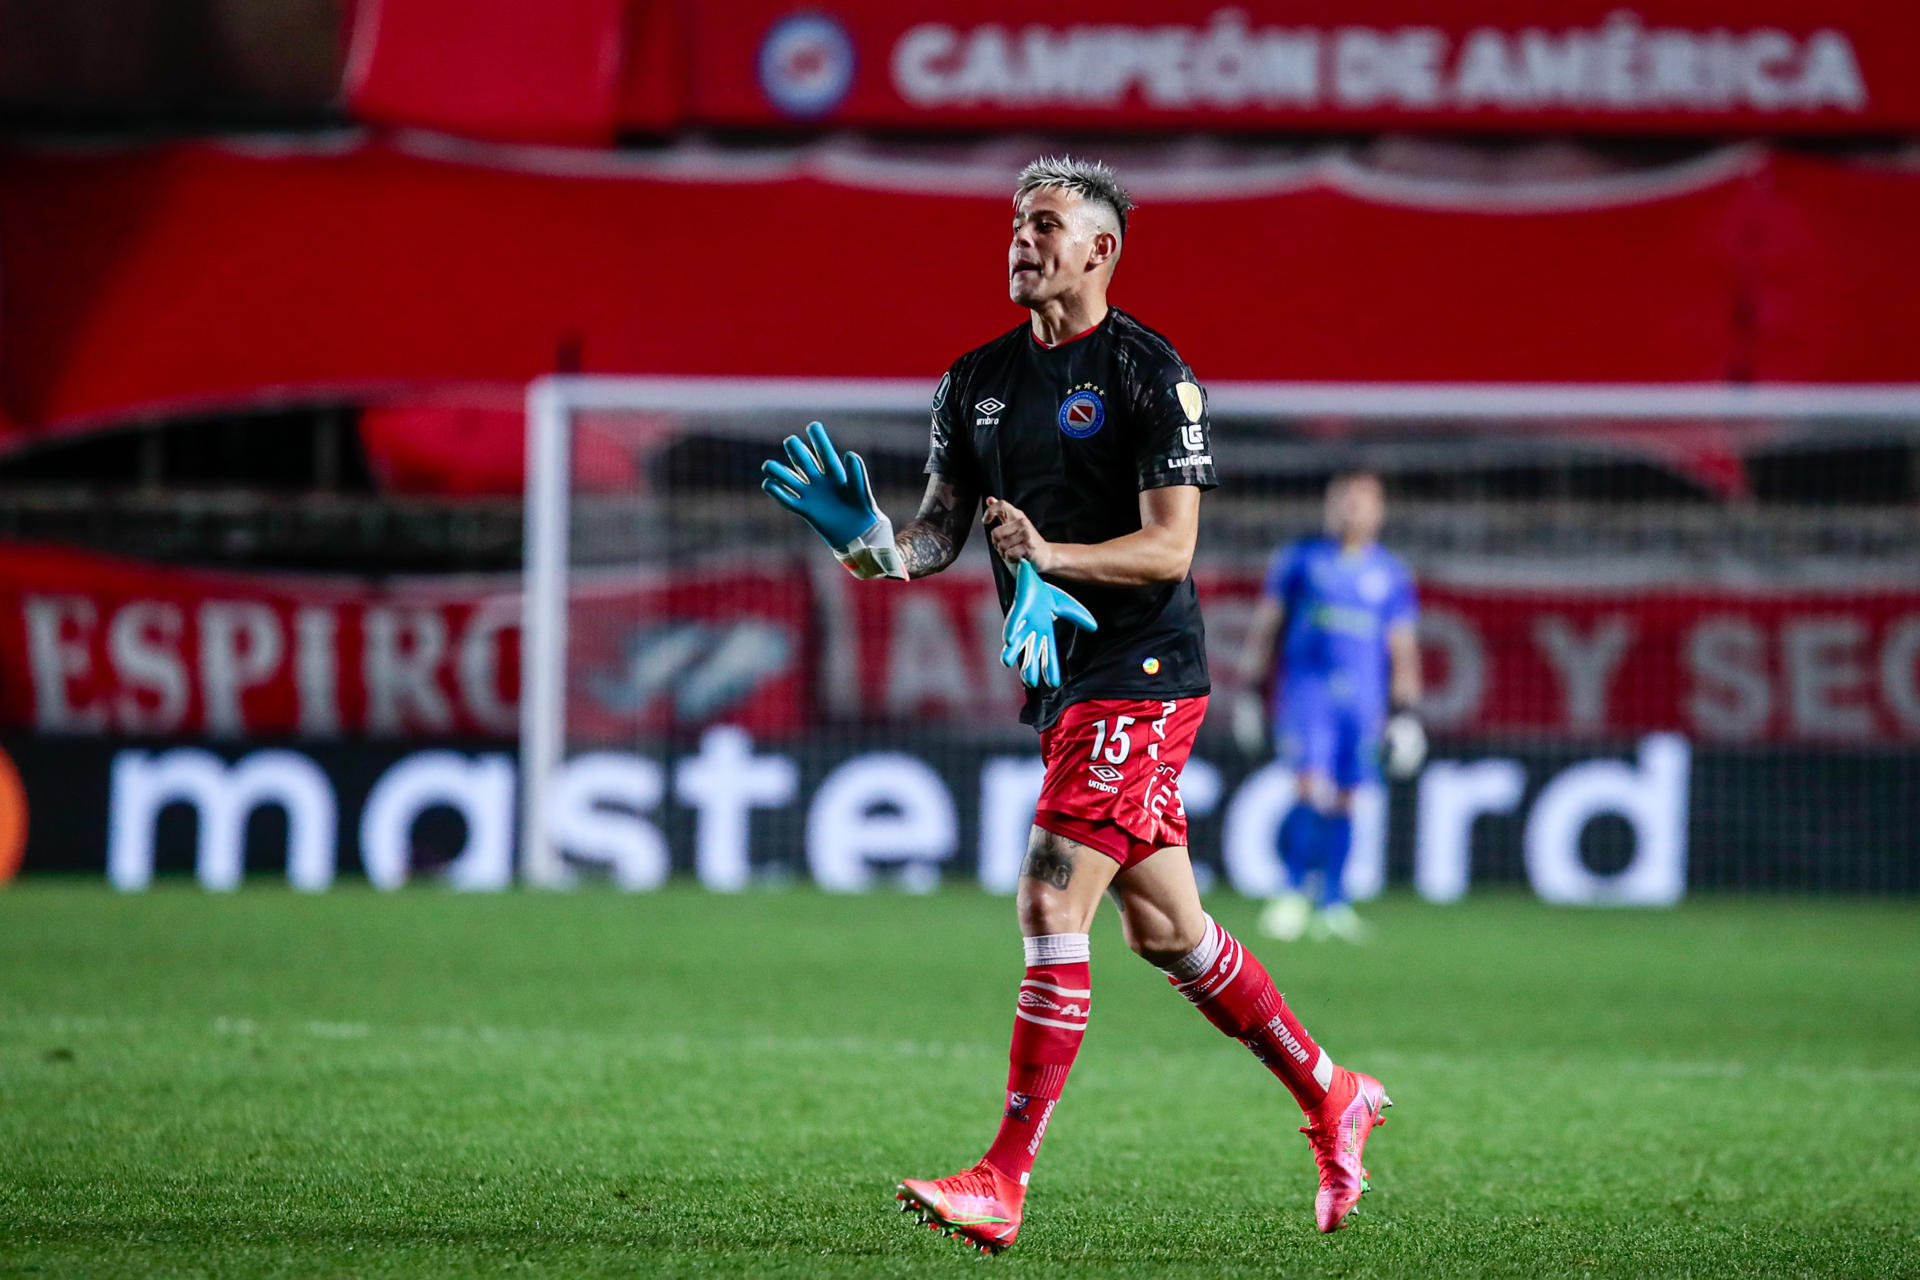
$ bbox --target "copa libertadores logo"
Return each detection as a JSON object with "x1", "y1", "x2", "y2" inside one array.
[{"x1": 758, "y1": 14, "x2": 856, "y2": 118}]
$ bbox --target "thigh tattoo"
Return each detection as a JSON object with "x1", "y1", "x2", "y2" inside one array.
[{"x1": 1021, "y1": 830, "x2": 1076, "y2": 890}]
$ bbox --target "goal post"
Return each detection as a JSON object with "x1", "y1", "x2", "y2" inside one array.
[{"x1": 520, "y1": 374, "x2": 1920, "y2": 892}]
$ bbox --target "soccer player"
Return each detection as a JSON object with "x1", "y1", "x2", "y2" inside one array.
[
  {"x1": 761, "y1": 157, "x2": 1390, "y2": 1253},
  {"x1": 1233, "y1": 473, "x2": 1426, "y2": 944}
]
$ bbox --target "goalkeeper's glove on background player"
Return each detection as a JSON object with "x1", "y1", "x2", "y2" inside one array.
[
  {"x1": 1001, "y1": 560, "x2": 1097, "y2": 690},
  {"x1": 1231, "y1": 690, "x2": 1269, "y2": 759},
  {"x1": 1382, "y1": 708, "x2": 1427, "y2": 779},
  {"x1": 760, "y1": 421, "x2": 905, "y2": 580}
]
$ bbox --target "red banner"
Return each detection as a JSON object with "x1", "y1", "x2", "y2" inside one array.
[
  {"x1": 345, "y1": 0, "x2": 631, "y2": 144},
  {"x1": 16, "y1": 140, "x2": 1920, "y2": 442},
  {"x1": 0, "y1": 545, "x2": 810, "y2": 741},
  {"x1": 0, "y1": 544, "x2": 1913, "y2": 744},
  {"x1": 825, "y1": 566, "x2": 1920, "y2": 745},
  {"x1": 690, "y1": 1, "x2": 1915, "y2": 134}
]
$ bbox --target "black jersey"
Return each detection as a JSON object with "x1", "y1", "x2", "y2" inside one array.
[{"x1": 926, "y1": 307, "x2": 1219, "y2": 729}]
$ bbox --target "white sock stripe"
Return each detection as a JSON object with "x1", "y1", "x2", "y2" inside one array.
[
  {"x1": 1179, "y1": 933, "x2": 1244, "y2": 1002},
  {"x1": 1021, "y1": 978, "x2": 1093, "y2": 998},
  {"x1": 1175, "y1": 936, "x2": 1251, "y2": 1005},
  {"x1": 1023, "y1": 932, "x2": 1091, "y2": 967},
  {"x1": 1015, "y1": 1009, "x2": 1091, "y2": 1031},
  {"x1": 1160, "y1": 914, "x2": 1226, "y2": 983},
  {"x1": 1311, "y1": 1049, "x2": 1334, "y2": 1091},
  {"x1": 1218, "y1": 937, "x2": 1245, "y2": 992}
]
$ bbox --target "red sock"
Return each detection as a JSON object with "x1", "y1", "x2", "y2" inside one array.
[
  {"x1": 1165, "y1": 916, "x2": 1333, "y2": 1112},
  {"x1": 983, "y1": 933, "x2": 1090, "y2": 1188}
]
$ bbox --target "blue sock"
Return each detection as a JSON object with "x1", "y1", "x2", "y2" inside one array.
[
  {"x1": 1320, "y1": 813, "x2": 1354, "y2": 907},
  {"x1": 1278, "y1": 803, "x2": 1322, "y2": 894}
]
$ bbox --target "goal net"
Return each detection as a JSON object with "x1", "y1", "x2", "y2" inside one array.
[{"x1": 522, "y1": 376, "x2": 1920, "y2": 899}]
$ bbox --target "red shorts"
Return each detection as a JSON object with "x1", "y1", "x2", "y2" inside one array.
[{"x1": 1034, "y1": 695, "x2": 1209, "y2": 870}]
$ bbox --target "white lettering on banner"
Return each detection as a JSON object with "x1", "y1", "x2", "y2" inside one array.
[
  {"x1": 890, "y1": 11, "x2": 1865, "y2": 117},
  {"x1": 1219, "y1": 763, "x2": 1386, "y2": 901},
  {"x1": 1685, "y1": 616, "x2": 1771, "y2": 740},
  {"x1": 1782, "y1": 617, "x2": 1874, "y2": 740},
  {"x1": 108, "y1": 748, "x2": 336, "y2": 892},
  {"x1": 807, "y1": 753, "x2": 957, "y2": 893},
  {"x1": 1335, "y1": 27, "x2": 1446, "y2": 108},
  {"x1": 1413, "y1": 759, "x2": 1526, "y2": 903},
  {"x1": 364, "y1": 608, "x2": 452, "y2": 735},
  {"x1": 673, "y1": 725, "x2": 797, "y2": 891},
  {"x1": 887, "y1": 595, "x2": 972, "y2": 717},
  {"x1": 457, "y1": 601, "x2": 519, "y2": 735},
  {"x1": 1882, "y1": 618, "x2": 1920, "y2": 734},
  {"x1": 108, "y1": 601, "x2": 189, "y2": 734},
  {"x1": 199, "y1": 603, "x2": 283, "y2": 739},
  {"x1": 1524, "y1": 734, "x2": 1690, "y2": 907},
  {"x1": 92, "y1": 739, "x2": 1698, "y2": 904},
  {"x1": 546, "y1": 752, "x2": 668, "y2": 890},
  {"x1": 20, "y1": 592, "x2": 520, "y2": 738},
  {"x1": 295, "y1": 606, "x2": 340, "y2": 737},
  {"x1": 359, "y1": 752, "x2": 514, "y2": 891},
  {"x1": 978, "y1": 756, "x2": 1045, "y2": 894},
  {"x1": 1534, "y1": 614, "x2": 1634, "y2": 733},
  {"x1": 25, "y1": 596, "x2": 106, "y2": 732},
  {"x1": 1414, "y1": 608, "x2": 1486, "y2": 730}
]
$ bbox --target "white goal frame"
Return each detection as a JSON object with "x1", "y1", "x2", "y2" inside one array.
[{"x1": 520, "y1": 374, "x2": 1920, "y2": 886}]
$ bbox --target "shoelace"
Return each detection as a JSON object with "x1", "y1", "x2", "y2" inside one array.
[{"x1": 944, "y1": 1164, "x2": 1005, "y2": 1201}]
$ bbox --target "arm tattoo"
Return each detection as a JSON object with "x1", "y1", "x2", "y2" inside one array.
[
  {"x1": 1021, "y1": 829, "x2": 1077, "y2": 890},
  {"x1": 894, "y1": 476, "x2": 977, "y2": 578}
]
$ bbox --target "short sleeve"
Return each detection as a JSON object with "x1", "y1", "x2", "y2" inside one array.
[
  {"x1": 1263, "y1": 542, "x2": 1303, "y2": 606},
  {"x1": 923, "y1": 364, "x2": 977, "y2": 485},
  {"x1": 1132, "y1": 357, "x2": 1218, "y2": 492}
]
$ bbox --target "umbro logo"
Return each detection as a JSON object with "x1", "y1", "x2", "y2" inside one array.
[
  {"x1": 976, "y1": 398, "x2": 1005, "y2": 415},
  {"x1": 1089, "y1": 764, "x2": 1123, "y2": 783},
  {"x1": 976, "y1": 397, "x2": 1005, "y2": 425}
]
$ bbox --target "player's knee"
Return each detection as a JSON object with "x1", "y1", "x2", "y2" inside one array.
[
  {"x1": 1017, "y1": 888, "x2": 1082, "y2": 938},
  {"x1": 1119, "y1": 907, "x2": 1204, "y2": 967}
]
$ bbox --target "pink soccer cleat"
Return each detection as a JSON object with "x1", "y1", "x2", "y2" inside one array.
[
  {"x1": 894, "y1": 1160, "x2": 1025, "y2": 1255},
  {"x1": 1301, "y1": 1067, "x2": 1392, "y2": 1232}
]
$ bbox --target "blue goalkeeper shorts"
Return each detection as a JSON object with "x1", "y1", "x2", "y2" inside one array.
[{"x1": 1276, "y1": 680, "x2": 1382, "y2": 791}]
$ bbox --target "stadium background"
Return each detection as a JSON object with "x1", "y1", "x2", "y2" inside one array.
[
  {"x1": 4, "y1": 5, "x2": 1920, "y2": 1278},
  {"x1": 0, "y1": 0, "x2": 1914, "y2": 899}
]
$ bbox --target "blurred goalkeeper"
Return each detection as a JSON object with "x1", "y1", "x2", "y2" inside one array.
[
  {"x1": 1234, "y1": 472, "x2": 1426, "y2": 945},
  {"x1": 762, "y1": 156, "x2": 1391, "y2": 1254}
]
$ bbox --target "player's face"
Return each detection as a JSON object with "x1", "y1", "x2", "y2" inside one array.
[
  {"x1": 1008, "y1": 188, "x2": 1100, "y2": 308},
  {"x1": 1325, "y1": 476, "x2": 1385, "y2": 544}
]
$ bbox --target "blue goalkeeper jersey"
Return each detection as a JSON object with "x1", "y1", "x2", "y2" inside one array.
[{"x1": 1264, "y1": 537, "x2": 1418, "y2": 715}]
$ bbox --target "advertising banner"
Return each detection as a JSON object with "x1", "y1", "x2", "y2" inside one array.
[
  {"x1": 2, "y1": 545, "x2": 1917, "y2": 746},
  {"x1": 694, "y1": 2, "x2": 1913, "y2": 134},
  {"x1": 5, "y1": 731, "x2": 1914, "y2": 897},
  {"x1": 825, "y1": 567, "x2": 1920, "y2": 746},
  {"x1": 0, "y1": 545, "x2": 811, "y2": 741}
]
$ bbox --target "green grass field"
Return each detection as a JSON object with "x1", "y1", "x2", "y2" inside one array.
[{"x1": 2, "y1": 884, "x2": 1917, "y2": 1279}]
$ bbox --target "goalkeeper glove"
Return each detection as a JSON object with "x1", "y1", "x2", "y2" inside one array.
[
  {"x1": 1001, "y1": 560, "x2": 1097, "y2": 690},
  {"x1": 1382, "y1": 709, "x2": 1427, "y2": 779},
  {"x1": 1231, "y1": 690, "x2": 1269, "y2": 759},
  {"x1": 760, "y1": 420, "x2": 905, "y2": 580}
]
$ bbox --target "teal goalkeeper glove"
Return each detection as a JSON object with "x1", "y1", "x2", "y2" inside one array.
[
  {"x1": 761, "y1": 421, "x2": 906, "y2": 580},
  {"x1": 1001, "y1": 560, "x2": 1098, "y2": 690}
]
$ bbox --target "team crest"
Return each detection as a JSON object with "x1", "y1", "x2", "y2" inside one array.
[
  {"x1": 1058, "y1": 384, "x2": 1106, "y2": 439},
  {"x1": 757, "y1": 14, "x2": 855, "y2": 119}
]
